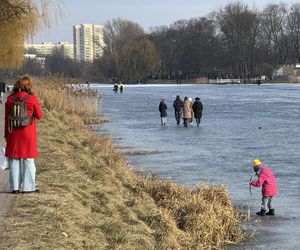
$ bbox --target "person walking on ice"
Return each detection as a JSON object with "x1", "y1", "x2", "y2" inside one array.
[
  {"x1": 182, "y1": 97, "x2": 192, "y2": 127},
  {"x1": 192, "y1": 97, "x2": 203, "y2": 127},
  {"x1": 159, "y1": 98, "x2": 167, "y2": 127},
  {"x1": 173, "y1": 95, "x2": 183, "y2": 125},
  {"x1": 250, "y1": 159, "x2": 278, "y2": 216}
]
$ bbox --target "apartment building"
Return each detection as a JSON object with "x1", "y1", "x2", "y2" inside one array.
[
  {"x1": 73, "y1": 24, "x2": 104, "y2": 62},
  {"x1": 24, "y1": 42, "x2": 74, "y2": 59}
]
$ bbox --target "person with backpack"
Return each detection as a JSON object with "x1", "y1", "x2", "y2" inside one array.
[
  {"x1": 192, "y1": 97, "x2": 203, "y2": 127},
  {"x1": 4, "y1": 76, "x2": 42, "y2": 194}
]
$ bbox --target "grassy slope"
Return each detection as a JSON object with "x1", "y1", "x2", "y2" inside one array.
[{"x1": 1, "y1": 79, "x2": 244, "y2": 249}]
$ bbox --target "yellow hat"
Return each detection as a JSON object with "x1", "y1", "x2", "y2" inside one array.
[{"x1": 253, "y1": 159, "x2": 262, "y2": 167}]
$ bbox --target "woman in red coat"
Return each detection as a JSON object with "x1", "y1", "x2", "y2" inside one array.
[{"x1": 4, "y1": 77, "x2": 42, "y2": 194}]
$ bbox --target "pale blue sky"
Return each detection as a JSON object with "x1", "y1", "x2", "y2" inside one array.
[{"x1": 34, "y1": 0, "x2": 297, "y2": 43}]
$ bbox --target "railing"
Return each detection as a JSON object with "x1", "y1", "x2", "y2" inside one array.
[{"x1": 208, "y1": 78, "x2": 241, "y2": 84}]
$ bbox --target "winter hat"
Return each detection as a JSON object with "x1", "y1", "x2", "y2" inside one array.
[
  {"x1": 195, "y1": 97, "x2": 200, "y2": 101},
  {"x1": 253, "y1": 159, "x2": 264, "y2": 172}
]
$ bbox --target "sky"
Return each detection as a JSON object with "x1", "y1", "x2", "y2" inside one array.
[{"x1": 33, "y1": 0, "x2": 297, "y2": 43}]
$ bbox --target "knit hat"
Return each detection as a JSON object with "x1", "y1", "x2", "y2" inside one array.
[{"x1": 253, "y1": 159, "x2": 264, "y2": 172}]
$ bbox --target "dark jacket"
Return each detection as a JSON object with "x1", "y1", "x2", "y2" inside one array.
[
  {"x1": 192, "y1": 100, "x2": 203, "y2": 118},
  {"x1": 0, "y1": 82, "x2": 6, "y2": 92},
  {"x1": 173, "y1": 98, "x2": 183, "y2": 111},
  {"x1": 159, "y1": 102, "x2": 167, "y2": 117}
]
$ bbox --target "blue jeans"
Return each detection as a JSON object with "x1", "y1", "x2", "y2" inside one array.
[{"x1": 9, "y1": 158, "x2": 36, "y2": 192}]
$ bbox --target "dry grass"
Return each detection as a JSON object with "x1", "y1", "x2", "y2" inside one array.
[{"x1": 0, "y1": 78, "x2": 245, "y2": 249}]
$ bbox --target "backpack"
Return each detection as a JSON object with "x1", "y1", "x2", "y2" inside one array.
[{"x1": 8, "y1": 94, "x2": 32, "y2": 133}]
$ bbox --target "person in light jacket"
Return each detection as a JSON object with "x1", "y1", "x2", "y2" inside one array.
[
  {"x1": 5, "y1": 76, "x2": 43, "y2": 194},
  {"x1": 182, "y1": 97, "x2": 192, "y2": 127},
  {"x1": 250, "y1": 159, "x2": 278, "y2": 216}
]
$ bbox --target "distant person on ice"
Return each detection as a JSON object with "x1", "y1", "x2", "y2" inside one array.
[
  {"x1": 159, "y1": 98, "x2": 167, "y2": 127},
  {"x1": 192, "y1": 97, "x2": 203, "y2": 127},
  {"x1": 113, "y1": 83, "x2": 118, "y2": 93},
  {"x1": 182, "y1": 97, "x2": 192, "y2": 127},
  {"x1": 173, "y1": 95, "x2": 183, "y2": 125},
  {"x1": 250, "y1": 159, "x2": 278, "y2": 216},
  {"x1": 118, "y1": 82, "x2": 124, "y2": 93}
]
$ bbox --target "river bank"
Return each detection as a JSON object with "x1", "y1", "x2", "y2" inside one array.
[{"x1": 0, "y1": 77, "x2": 244, "y2": 249}]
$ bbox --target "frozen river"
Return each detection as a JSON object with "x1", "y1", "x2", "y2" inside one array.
[{"x1": 94, "y1": 83, "x2": 300, "y2": 249}]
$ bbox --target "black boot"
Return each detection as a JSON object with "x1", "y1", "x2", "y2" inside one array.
[
  {"x1": 266, "y1": 209, "x2": 275, "y2": 216},
  {"x1": 256, "y1": 209, "x2": 266, "y2": 216}
]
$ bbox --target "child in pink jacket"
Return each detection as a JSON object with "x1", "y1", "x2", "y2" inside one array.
[{"x1": 250, "y1": 159, "x2": 278, "y2": 216}]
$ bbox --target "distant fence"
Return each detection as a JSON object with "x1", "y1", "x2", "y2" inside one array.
[{"x1": 208, "y1": 78, "x2": 241, "y2": 84}]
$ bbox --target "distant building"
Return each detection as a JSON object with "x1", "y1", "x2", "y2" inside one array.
[
  {"x1": 293, "y1": 63, "x2": 300, "y2": 76},
  {"x1": 272, "y1": 64, "x2": 295, "y2": 78},
  {"x1": 273, "y1": 63, "x2": 300, "y2": 83},
  {"x1": 24, "y1": 42, "x2": 74, "y2": 59},
  {"x1": 73, "y1": 24, "x2": 105, "y2": 62}
]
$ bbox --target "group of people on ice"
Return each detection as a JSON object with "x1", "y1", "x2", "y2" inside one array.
[
  {"x1": 159, "y1": 95, "x2": 203, "y2": 127},
  {"x1": 113, "y1": 82, "x2": 124, "y2": 93}
]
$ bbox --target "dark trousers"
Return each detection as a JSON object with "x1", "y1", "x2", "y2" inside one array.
[
  {"x1": 196, "y1": 118, "x2": 201, "y2": 127},
  {"x1": 175, "y1": 110, "x2": 181, "y2": 124},
  {"x1": 183, "y1": 118, "x2": 188, "y2": 127}
]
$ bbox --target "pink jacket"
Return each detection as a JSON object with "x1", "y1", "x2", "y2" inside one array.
[{"x1": 250, "y1": 167, "x2": 278, "y2": 197}]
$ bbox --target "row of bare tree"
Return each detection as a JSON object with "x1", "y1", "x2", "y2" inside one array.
[
  {"x1": 149, "y1": 2, "x2": 300, "y2": 80},
  {"x1": 100, "y1": 2, "x2": 300, "y2": 82},
  {"x1": 1, "y1": 2, "x2": 299, "y2": 82}
]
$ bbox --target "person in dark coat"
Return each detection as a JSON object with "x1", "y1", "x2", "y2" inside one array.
[
  {"x1": 0, "y1": 81, "x2": 7, "y2": 103},
  {"x1": 159, "y1": 98, "x2": 167, "y2": 126},
  {"x1": 173, "y1": 95, "x2": 183, "y2": 125},
  {"x1": 192, "y1": 97, "x2": 203, "y2": 127},
  {"x1": 113, "y1": 83, "x2": 118, "y2": 93}
]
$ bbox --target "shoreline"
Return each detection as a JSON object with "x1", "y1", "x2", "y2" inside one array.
[{"x1": 0, "y1": 77, "x2": 245, "y2": 249}]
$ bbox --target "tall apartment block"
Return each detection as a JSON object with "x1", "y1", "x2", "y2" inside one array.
[{"x1": 73, "y1": 24, "x2": 105, "y2": 62}]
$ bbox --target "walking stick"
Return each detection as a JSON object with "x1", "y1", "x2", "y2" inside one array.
[{"x1": 249, "y1": 175, "x2": 253, "y2": 196}]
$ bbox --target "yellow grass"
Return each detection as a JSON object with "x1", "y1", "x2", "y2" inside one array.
[{"x1": 0, "y1": 78, "x2": 245, "y2": 249}]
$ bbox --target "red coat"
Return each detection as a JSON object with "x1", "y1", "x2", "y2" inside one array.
[
  {"x1": 250, "y1": 167, "x2": 278, "y2": 197},
  {"x1": 4, "y1": 92, "x2": 42, "y2": 158}
]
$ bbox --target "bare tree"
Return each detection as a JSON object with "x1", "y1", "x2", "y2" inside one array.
[
  {"x1": 104, "y1": 18, "x2": 145, "y2": 55},
  {"x1": 287, "y1": 4, "x2": 300, "y2": 62},
  {"x1": 117, "y1": 39, "x2": 159, "y2": 82},
  {"x1": 215, "y1": 2, "x2": 260, "y2": 78},
  {"x1": 261, "y1": 3, "x2": 290, "y2": 64},
  {"x1": 0, "y1": 0, "x2": 62, "y2": 69}
]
